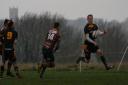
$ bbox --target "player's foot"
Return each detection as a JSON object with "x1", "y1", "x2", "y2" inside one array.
[
  {"x1": 40, "y1": 67, "x2": 46, "y2": 79},
  {"x1": 6, "y1": 72, "x2": 15, "y2": 77},
  {"x1": 40, "y1": 72, "x2": 45, "y2": 79},
  {"x1": 106, "y1": 65, "x2": 113, "y2": 70},
  {"x1": 40, "y1": 74, "x2": 44, "y2": 79}
]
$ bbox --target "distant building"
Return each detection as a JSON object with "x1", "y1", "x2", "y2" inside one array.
[{"x1": 9, "y1": 7, "x2": 18, "y2": 21}]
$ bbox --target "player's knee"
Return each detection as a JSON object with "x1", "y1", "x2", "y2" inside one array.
[{"x1": 97, "y1": 49, "x2": 103, "y2": 56}]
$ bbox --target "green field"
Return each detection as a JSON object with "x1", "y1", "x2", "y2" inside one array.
[{"x1": 0, "y1": 70, "x2": 128, "y2": 85}]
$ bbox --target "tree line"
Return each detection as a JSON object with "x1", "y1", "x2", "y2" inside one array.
[{"x1": 1, "y1": 12, "x2": 128, "y2": 64}]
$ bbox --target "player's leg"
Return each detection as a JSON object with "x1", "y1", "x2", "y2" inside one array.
[
  {"x1": 40, "y1": 61, "x2": 47, "y2": 78},
  {"x1": 13, "y1": 63, "x2": 21, "y2": 78},
  {"x1": 76, "y1": 50, "x2": 86, "y2": 64},
  {"x1": 76, "y1": 51, "x2": 91, "y2": 64},
  {"x1": 6, "y1": 50, "x2": 15, "y2": 77},
  {"x1": 76, "y1": 45, "x2": 89, "y2": 64},
  {"x1": 40, "y1": 48, "x2": 55, "y2": 78},
  {"x1": 0, "y1": 57, "x2": 5, "y2": 78},
  {"x1": 40, "y1": 48, "x2": 48, "y2": 78},
  {"x1": 11, "y1": 51, "x2": 21, "y2": 78},
  {"x1": 84, "y1": 43, "x2": 92, "y2": 63},
  {"x1": 6, "y1": 60, "x2": 15, "y2": 77},
  {"x1": 90, "y1": 44, "x2": 112, "y2": 70},
  {"x1": 48, "y1": 51, "x2": 55, "y2": 68},
  {"x1": 84, "y1": 50, "x2": 91, "y2": 63},
  {"x1": 0, "y1": 50, "x2": 7, "y2": 78},
  {"x1": 0, "y1": 65, "x2": 5, "y2": 78},
  {"x1": 96, "y1": 49, "x2": 113, "y2": 70},
  {"x1": 41, "y1": 51, "x2": 55, "y2": 78},
  {"x1": 76, "y1": 57, "x2": 85, "y2": 64}
]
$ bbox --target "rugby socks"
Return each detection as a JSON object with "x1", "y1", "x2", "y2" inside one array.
[
  {"x1": 13, "y1": 66, "x2": 21, "y2": 78},
  {"x1": 100, "y1": 56, "x2": 108, "y2": 68},
  {"x1": 0, "y1": 66, "x2": 4, "y2": 77},
  {"x1": 14, "y1": 66, "x2": 19, "y2": 75},
  {"x1": 6, "y1": 63, "x2": 15, "y2": 77},
  {"x1": 40, "y1": 67, "x2": 46, "y2": 78},
  {"x1": 85, "y1": 53, "x2": 91, "y2": 63},
  {"x1": 7, "y1": 62, "x2": 12, "y2": 74}
]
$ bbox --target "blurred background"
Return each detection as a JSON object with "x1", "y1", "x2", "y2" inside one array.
[{"x1": 0, "y1": 0, "x2": 128, "y2": 67}]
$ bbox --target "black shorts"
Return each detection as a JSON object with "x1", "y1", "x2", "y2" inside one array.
[
  {"x1": 84, "y1": 40, "x2": 99, "y2": 53},
  {"x1": 0, "y1": 45, "x2": 3, "y2": 55},
  {"x1": 2, "y1": 50, "x2": 16, "y2": 63},
  {"x1": 0, "y1": 51, "x2": 2, "y2": 55},
  {"x1": 42, "y1": 47, "x2": 54, "y2": 62}
]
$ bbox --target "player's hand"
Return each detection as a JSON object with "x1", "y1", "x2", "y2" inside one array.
[
  {"x1": 93, "y1": 41, "x2": 97, "y2": 46},
  {"x1": 104, "y1": 31, "x2": 107, "y2": 35}
]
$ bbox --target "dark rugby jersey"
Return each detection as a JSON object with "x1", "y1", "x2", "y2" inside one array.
[
  {"x1": 84, "y1": 23, "x2": 98, "y2": 40},
  {"x1": 3, "y1": 28, "x2": 18, "y2": 50},
  {"x1": 43, "y1": 28, "x2": 60, "y2": 50}
]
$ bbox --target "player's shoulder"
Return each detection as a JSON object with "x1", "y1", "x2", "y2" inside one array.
[
  {"x1": 12, "y1": 29, "x2": 17, "y2": 33},
  {"x1": 93, "y1": 23, "x2": 98, "y2": 27},
  {"x1": 85, "y1": 23, "x2": 97, "y2": 28},
  {"x1": 85, "y1": 23, "x2": 89, "y2": 28},
  {"x1": 92, "y1": 23, "x2": 98, "y2": 30}
]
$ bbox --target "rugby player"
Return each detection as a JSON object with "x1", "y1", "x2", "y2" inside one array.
[
  {"x1": 0, "y1": 20, "x2": 21, "y2": 78},
  {"x1": 77, "y1": 14, "x2": 113, "y2": 70},
  {"x1": 40, "y1": 22, "x2": 61, "y2": 78}
]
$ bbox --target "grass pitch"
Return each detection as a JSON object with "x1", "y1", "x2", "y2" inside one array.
[{"x1": 0, "y1": 69, "x2": 128, "y2": 85}]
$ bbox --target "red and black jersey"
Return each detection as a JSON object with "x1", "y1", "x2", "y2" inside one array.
[{"x1": 43, "y1": 28, "x2": 60, "y2": 50}]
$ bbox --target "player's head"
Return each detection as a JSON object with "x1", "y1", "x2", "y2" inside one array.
[
  {"x1": 8, "y1": 20, "x2": 14, "y2": 29},
  {"x1": 4, "y1": 19, "x2": 9, "y2": 26},
  {"x1": 54, "y1": 22, "x2": 60, "y2": 29},
  {"x1": 87, "y1": 14, "x2": 93, "y2": 24}
]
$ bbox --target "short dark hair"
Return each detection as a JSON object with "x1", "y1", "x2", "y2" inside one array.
[
  {"x1": 54, "y1": 22, "x2": 60, "y2": 28},
  {"x1": 87, "y1": 14, "x2": 93, "y2": 18},
  {"x1": 8, "y1": 20, "x2": 14, "y2": 28},
  {"x1": 4, "y1": 19, "x2": 9, "y2": 25}
]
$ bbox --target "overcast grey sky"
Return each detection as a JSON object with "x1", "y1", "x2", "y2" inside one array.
[{"x1": 0, "y1": 0, "x2": 128, "y2": 21}]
